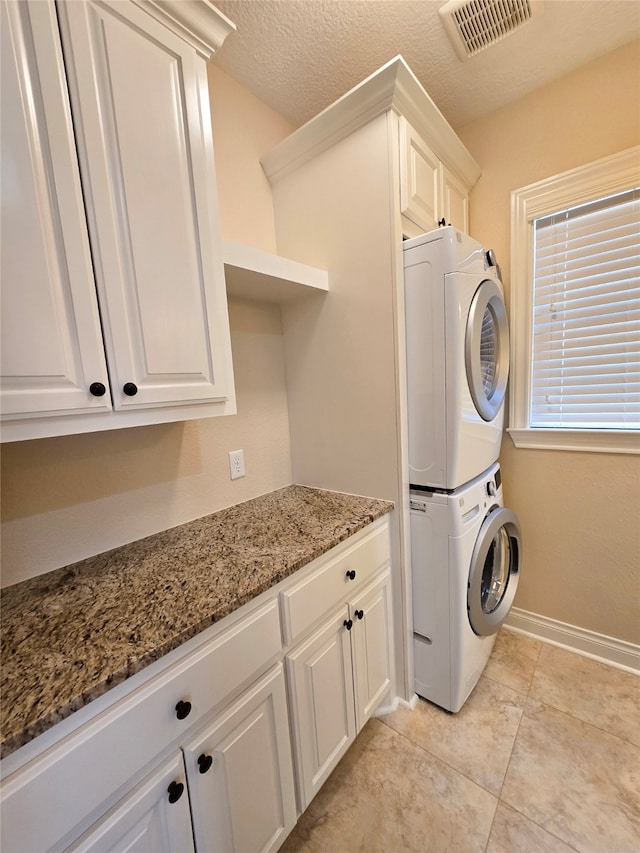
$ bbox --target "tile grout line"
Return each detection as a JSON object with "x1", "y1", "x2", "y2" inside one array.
[
  {"x1": 483, "y1": 636, "x2": 545, "y2": 851},
  {"x1": 376, "y1": 713, "x2": 500, "y2": 801},
  {"x1": 491, "y1": 640, "x2": 601, "y2": 853},
  {"x1": 527, "y1": 642, "x2": 640, "y2": 749}
]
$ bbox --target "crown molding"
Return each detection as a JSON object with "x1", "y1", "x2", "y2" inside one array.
[
  {"x1": 261, "y1": 55, "x2": 481, "y2": 188},
  {"x1": 132, "y1": 0, "x2": 236, "y2": 58}
]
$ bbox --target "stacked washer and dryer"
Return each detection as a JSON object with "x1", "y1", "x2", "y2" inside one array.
[{"x1": 404, "y1": 227, "x2": 522, "y2": 713}]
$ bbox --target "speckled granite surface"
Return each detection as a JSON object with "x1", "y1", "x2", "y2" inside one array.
[{"x1": 0, "y1": 485, "x2": 393, "y2": 760}]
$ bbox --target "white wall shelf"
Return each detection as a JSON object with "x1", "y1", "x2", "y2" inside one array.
[{"x1": 223, "y1": 239, "x2": 329, "y2": 303}]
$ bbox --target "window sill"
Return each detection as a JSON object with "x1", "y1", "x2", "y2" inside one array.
[{"x1": 507, "y1": 428, "x2": 640, "y2": 454}]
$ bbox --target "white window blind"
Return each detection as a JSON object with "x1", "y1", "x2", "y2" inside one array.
[{"x1": 531, "y1": 188, "x2": 640, "y2": 430}]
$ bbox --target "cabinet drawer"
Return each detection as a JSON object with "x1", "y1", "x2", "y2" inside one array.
[
  {"x1": 281, "y1": 520, "x2": 390, "y2": 645},
  {"x1": 0, "y1": 599, "x2": 281, "y2": 853}
]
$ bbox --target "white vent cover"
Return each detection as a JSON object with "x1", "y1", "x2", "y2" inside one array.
[{"x1": 439, "y1": 0, "x2": 544, "y2": 60}]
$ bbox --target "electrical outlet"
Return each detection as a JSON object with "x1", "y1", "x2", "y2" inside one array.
[{"x1": 229, "y1": 449, "x2": 245, "y2": 480}]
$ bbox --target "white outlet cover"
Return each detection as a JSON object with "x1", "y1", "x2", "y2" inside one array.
[{"x1": 229, "y1": 449, "x2": 245, "y2": 480}]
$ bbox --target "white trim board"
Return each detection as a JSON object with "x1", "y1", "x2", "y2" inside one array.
[
  {"x1": 505, "y1": 607, "x2": 640, "y2": 674},
  {"x1": 374, "y1": 693, "x2": 419, "y2": 718}
]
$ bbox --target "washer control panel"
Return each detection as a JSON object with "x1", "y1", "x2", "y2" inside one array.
[{"x1": 485, "y1": 466, "x2": 502, "y2": 498}]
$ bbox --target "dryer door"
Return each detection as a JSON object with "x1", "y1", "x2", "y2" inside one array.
[
  {"x1": 465, "y1": 279, "x2": 509, "y2": 422},
  {"x1": 468, "y1": 506, "x2": 521, "y2": 636}
]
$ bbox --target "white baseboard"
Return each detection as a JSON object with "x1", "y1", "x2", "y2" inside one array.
[
  {"x1": 505, "y1": 607, "x2": 640, "y2": 674},
  {"x1": 374, "y1": 692, "x2": 419, "y2": 717}
]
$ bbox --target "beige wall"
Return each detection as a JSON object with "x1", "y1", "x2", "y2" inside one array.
[
  {"x1": 208, "y1": 65, "x2": 294, "y2": 251},
  {"x1": 458, "y1": 40, "x2": 640, "y2": 644},
  {"x1": 0, "y1": 66, "x2": 295, "y2": 588}
]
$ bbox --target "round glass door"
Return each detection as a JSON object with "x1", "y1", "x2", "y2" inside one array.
[
  {"x1": 465, "y1": 280, "x2": 509, "y2": 422},
  {"x1": 468, "y1": 507, "x2": 521, "y2": 636}
]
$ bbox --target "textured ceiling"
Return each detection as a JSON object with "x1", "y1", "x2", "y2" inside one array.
[{"x1": 212, "y1": 0, "x2": 640, "y2": 130}]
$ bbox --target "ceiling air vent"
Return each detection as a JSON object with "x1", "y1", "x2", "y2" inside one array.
[{"x1": 439, "y1": 0, "x2": 544, "y2": 60}]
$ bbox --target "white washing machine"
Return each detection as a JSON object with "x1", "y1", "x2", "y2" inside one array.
[
  {"x1": 404, "y1": 226, "x2": 510, "y2": 491},
  {"x1": 410, "y1": 463, "x2": 522, "y2": 712}
]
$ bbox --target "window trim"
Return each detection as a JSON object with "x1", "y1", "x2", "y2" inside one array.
[{"x1": 509, "y1": 146, "x2": 640, "y2": 454}]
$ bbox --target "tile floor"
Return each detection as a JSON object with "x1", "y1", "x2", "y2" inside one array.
[{"x1": 280, "y1": 629, "x2": 640, "y2": 853}]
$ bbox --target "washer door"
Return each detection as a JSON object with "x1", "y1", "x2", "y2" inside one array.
[
  {"x1": 468, "y1": 506, "x2": 521, "y2": 636},
  {"x1": 465, "y1": 279, "x2": 509, "y2": 422}
]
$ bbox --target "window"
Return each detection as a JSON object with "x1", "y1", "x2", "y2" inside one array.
[{"x1": 509, "y1": 147, "x2": 640, "y2": 453}]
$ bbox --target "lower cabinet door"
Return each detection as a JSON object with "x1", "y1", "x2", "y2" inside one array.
[
  {"x1": 350, "y1": 570, "x2": 393, "y2": 731},
  {"x1": 286, "y1": 606, "x2": 356, "y2": 810},
  {"x1": 68, "y1": 753, "x2": 194, "y2": 853},
  {"x1": 183, "y1": 664, "x2": 296, "y2": 853}
]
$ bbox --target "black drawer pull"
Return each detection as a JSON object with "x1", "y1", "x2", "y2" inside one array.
[
  {"x1": 197, "y1": 753, "x2": 213, "y2": 774},
  {"x1": 89, "y1": 382, "x2": 106, "y2": 397},
  {"x1": 344, "y1": 619, "x2": 353, "y2": 631},
  {"x1": 123, "y1": 382, "x2": 138, "y2": 396},
  {"x1": 175, "y1": 700, "x2": 192, "y2": 720},
  {"x1": 167, "y1": 780, "x2": 184, "y2": 803},
  {"x1": 345, "y1": 570, "x2": 356, "y2": 580},
  {"x1": 354, "y1": 609, "x2": 364, "y2": 620}
]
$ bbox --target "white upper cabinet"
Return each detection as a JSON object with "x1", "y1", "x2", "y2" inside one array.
[
  {"x1": 399, "y1": 117, "x2": 470, "y2": 235},
  {"x1": 399, "y1": 118, "x2": 441, "y2": 233},
  {"x1": 0, "y1": 0, "x2": 236, "y2": 442},
  {"x1": 262, "y1": 58, "x2": 479, "y2": 242},
  {"x1": 0, "y1": 1, "x2": 111, "y2": 421},
  {"x1": 441, "y1": 163, "x2": 470, "y2": 233}
]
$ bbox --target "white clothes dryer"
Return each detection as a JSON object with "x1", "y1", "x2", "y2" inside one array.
[
  {"x1": 410, "y1": 463, "x2": 521, "y2": 713},
  {"x1": 404, "y1": 226, "x2": 509, "y2": 491}
]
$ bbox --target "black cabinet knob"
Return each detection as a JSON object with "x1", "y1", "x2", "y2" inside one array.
[
  {"x1": 197, "y1": 753, "x2": 213, "y2": 774},
  {"x1": 89, "y1": 382, "x2": 106, "y2": 397},
  {"x1": 123, "y1": 382, "x2": 138, "y2": 396},
  {"x1": 167, "y1": 780, "x2": 184, "y2": 803},
  {"x1": 344, "y1": 619, "x2": 353, "y2": 631},
  {"x1": 438, "y1": 217, "x2": 446, "y2": 227},
  {"x1": 345, "y1": 570, "x2": 356, "y2": 581},
  {"x1": 354, "y1": 609, "x2": 364, "y2": 620},
  {"x1": 175, "y1": 700, "x2": 192, "y2": 720}
]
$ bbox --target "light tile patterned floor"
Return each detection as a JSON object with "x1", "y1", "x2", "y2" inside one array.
[{"x1": 280, "y1": 629, "x2": 640, "y2": 853}]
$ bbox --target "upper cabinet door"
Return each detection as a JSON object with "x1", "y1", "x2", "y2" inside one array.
[
  {"x1": 0, "y1": 0, "x2": 111, "y2": 420},
  {"x1": 441, "y1": 165, "x2": 469, "y2": 233},
  {"x1": 399, "y1": 117, "x2": 441, "y2": 234},
  {"x1": 56, "y1": 0, "x2": 232, "y2": 411}
]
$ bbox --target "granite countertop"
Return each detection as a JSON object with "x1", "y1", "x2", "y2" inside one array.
[{"x1": 0, "y1": 485, "x2": 393, "y2": 760}]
